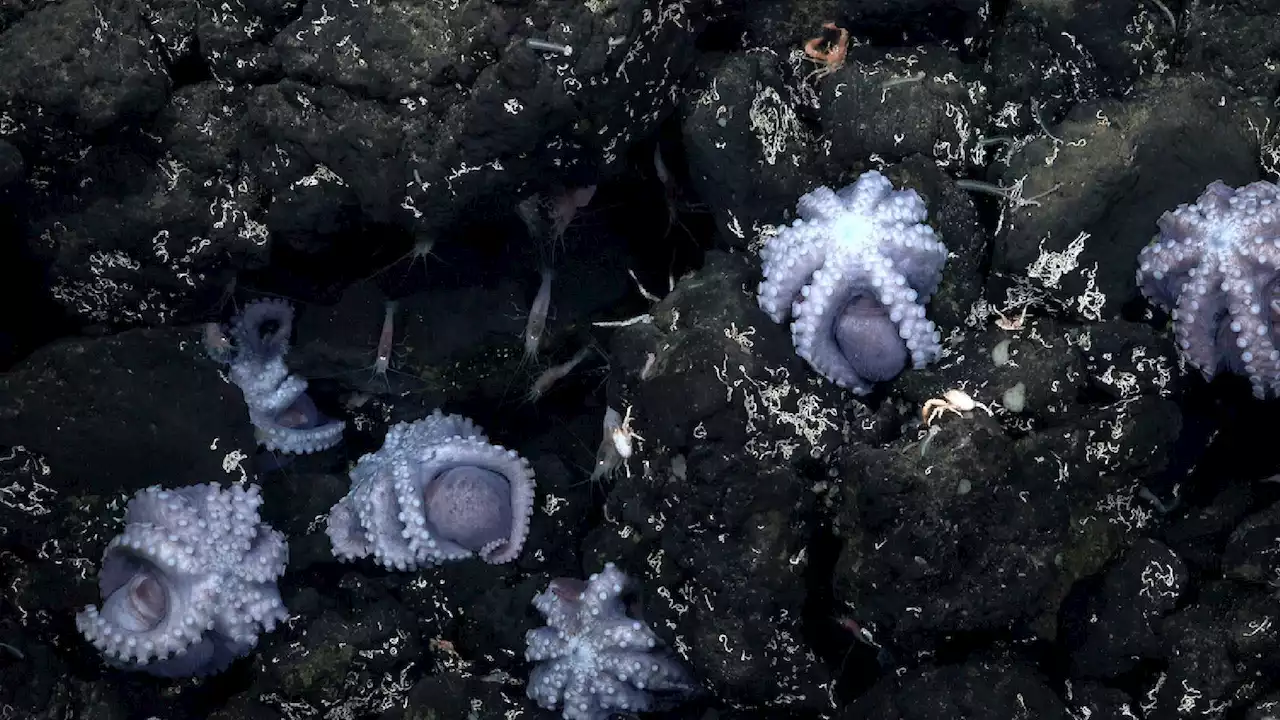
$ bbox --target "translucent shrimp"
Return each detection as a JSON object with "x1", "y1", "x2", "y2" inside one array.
[
  {"x1": 550, "y1": 185, "x2": 597, "y2": 250},
  {"x1": 527, "y1": 345, "x2": 593, "y2": 402},
  {"x1": 523, "y1": 267, "x2": 554, "y2": 362},
  {"x1": 369, "y1": 300, "x2": 398, "y2": 390},
  {"x1": 202, "y1": 322, "x2": 234, "y2": 364}
]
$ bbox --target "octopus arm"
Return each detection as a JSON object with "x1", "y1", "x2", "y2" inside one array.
[
  {"x1": 1169, "y1": 271, "x2": 1231, "y2": 377},
  {"x1": 1137, "y1": 228, "x2": 1204, "y2": 311},
  {"x1": 325, "y1": 496, "x2": 374, "y2": 561},
  {"x1": 230, "y1": 298, "x2": 294, "y2": 359},
  {"x1": 237, "y1": 527, "x2": 290, "y2": 584},
  {"x1": 758, "y1": 220, "x2": 830, "y2": 323}
]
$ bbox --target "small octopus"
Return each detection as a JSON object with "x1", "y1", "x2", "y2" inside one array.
[
  {"x1": 205, "y1": 299, "x2": 344, "y2": 454},
  {"x1": 757, "y1": 170, "x2": 949, "y2": 393},
  {"x1": 76, "y1": 483, "x2": 288, "y2": 677},
  {"x1": 525, "y1": 563, "x2": 695, "y2": 720},
  {"x1": 326, "y1": 410, "x2": 535, "y2": 569},
  {"x1": 1136, "y1": 179, "x2": 1280, "y2": 398}
]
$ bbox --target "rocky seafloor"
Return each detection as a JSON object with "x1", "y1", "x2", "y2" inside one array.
[{"x1": 2, "y1": 0, "x2": 1280, "y2": 718}]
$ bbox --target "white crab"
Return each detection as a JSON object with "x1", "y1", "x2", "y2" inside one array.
[
  {"x1": 921, "y1": 389, "x2": 994, "y2": 426},
  {"x1": 610, "y1": 404, "x2": 643, "y2": 459},
  {"x1": 993, "y1": 305, "x2": 1029, "y2": 331}
]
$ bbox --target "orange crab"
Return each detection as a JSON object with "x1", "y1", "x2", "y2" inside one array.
[{"x1": 803, "y1": 22, "x2": 849, "y2": 81}]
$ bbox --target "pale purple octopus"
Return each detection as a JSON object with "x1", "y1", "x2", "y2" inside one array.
[
  {"x1": 206, "y1": 299, "x2": 344, "y2": 454},
  {"x1": 525, "y1": 563, "x2": 695, "y2": 720},
  {"x1": 1136, "y1": 179, "x2": 1280, "y2": 398},
  {"x1": 326, "y1": 410, "x2": 535, "y2": 569},
  {"x1": 76, "y1": 483, "x2": 288, "y2": 677},
  {"x1": 757, "y1": 171, "x2": 948, "y2": 393}
]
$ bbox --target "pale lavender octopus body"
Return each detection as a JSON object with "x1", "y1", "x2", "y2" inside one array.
[
  {"x1": 1136, "y1": 179, "x2": 1280, "y2": 398},
  {"x1": 207, "y1": 299, "x2": 344, "y2": 454},
  {"x1": 326, "y1": 410, "x2": 535, "y2": 569},
  {"x1": 76, "y1": 483, "x2": 288, "y2": 677},
  {"x1": 757, "y1": 170, "x2": 948, "y2": 393},
  {"x1": 525, "y1": 563, "x2": 695, "y2": 720}
]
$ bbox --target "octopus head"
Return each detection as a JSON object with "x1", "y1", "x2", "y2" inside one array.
[
  {"x1": 422, "y1": 465, "x2": 515, "y2": 554},
  {"x1": 83, "y1": 543, "x2": 222, "y2": 678},
  {"x1": 100, "y1": 555, "x2": 169, "y2": 633},
  {"x1": 832, "y1": 294, "x2": 909, "y2": 383},
  {"x1": 275, "y1": 392, "x2": 333, "y2": 431}
]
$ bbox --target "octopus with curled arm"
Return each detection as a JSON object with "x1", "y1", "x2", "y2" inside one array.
[
  {"x1": 76, "y1": 483, "x2": 288, "y2": 677},
  {"x1": 1136, "y1": 179, "x2": 1280, "y2": 398},
  {"x1": 205, "y1": 298, "x2": 345, "y2": 454},
  {"x1": 325, "y1": 410, "x2": 535, "y2": 569},
  {"x1": 757, "y1": 170, "x2": 948, "y2": 393}
]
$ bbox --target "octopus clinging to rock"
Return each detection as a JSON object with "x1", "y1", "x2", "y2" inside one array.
[
  {"x1": 757, "y1": 170, "x2": 949, "y2": 393},
  {"x1": 76, "y1": 483, "x2": 288, "y2": 677},
  {"x1": 326, "y1": 410, "x2": 535, "y2": 569},
  {"x1": 206, "y1": 298, "x2": 345, "y2": 454},
  {"x1": 524, "y1": 563, "x2": 695, "y2": 720},
  {"x1": 1136, "y1": 179, "x2": 1280, "y2": 398}
]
